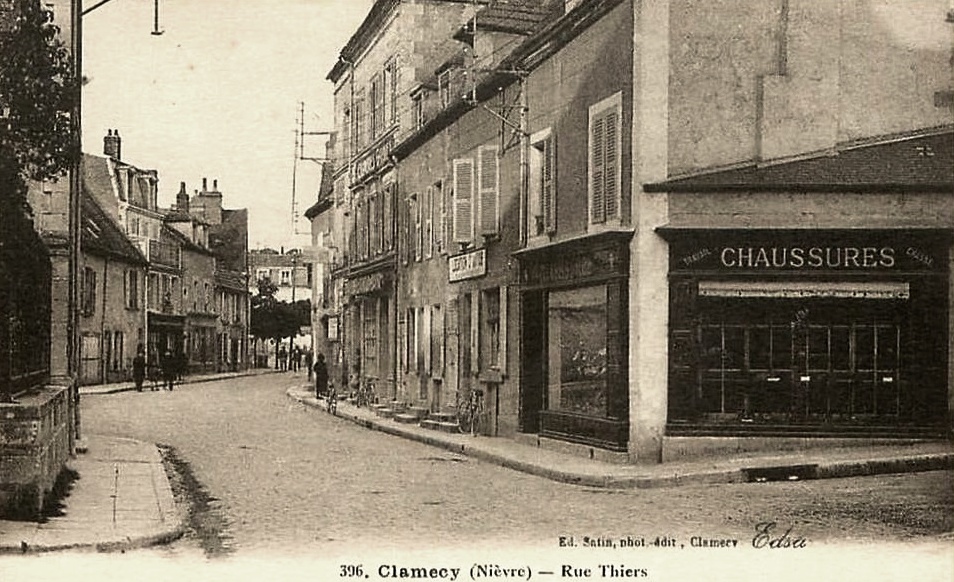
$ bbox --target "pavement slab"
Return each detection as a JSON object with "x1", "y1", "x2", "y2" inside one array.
[{"x1": 0, "y1": 434, "x2": 185, "y2": 555}]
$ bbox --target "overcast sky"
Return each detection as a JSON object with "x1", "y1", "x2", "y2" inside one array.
[{"x1": 81, "y1": 0, "x2": 373, "y2": 250}]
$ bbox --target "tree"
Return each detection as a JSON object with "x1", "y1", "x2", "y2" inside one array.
[
  {"x1": 249, "y1": 278, "x2": 301, "y2": 368},
  {"x1": 0, "y1": 1, "x2": 78, "y2": 211}
]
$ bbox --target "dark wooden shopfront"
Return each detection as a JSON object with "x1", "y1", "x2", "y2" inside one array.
[
  {"x1": 662, "y1": 228, "x2": 950, "y2": 437},
  {"x1": 516, "y1": 231, "x2": 632, "y2": 450}
]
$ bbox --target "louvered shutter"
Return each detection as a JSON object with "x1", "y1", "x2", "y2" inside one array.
[
  {"x1": 424, "y1": 184, "x2": 433, "y2": 258},
  {"x1": 453, "y1": 159, "x2": 474, "y2": 243},
  {"x1": 541, "y1": 136, "x2": 556, "y2": 233},
  {"x1": 603, "y1": 111, "x2": 619, "y2": 220},
  {"x1": 477, "y1": 146, "x2": 499, "y2": 235},
  {"x1": 590, "y1": 115, "x2": 606, "y2": 224}
]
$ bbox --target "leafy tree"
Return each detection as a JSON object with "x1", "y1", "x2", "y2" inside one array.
[
  {"x1": 249, "y1": 278, "x2": 302, "y2": 367},
  {"x1": 0, "y1": 2, "x2": 78, "y2": 211}
]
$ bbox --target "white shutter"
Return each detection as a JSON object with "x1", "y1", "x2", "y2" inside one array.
[
  {"x1": 453, "y1": 158, "x2": 474, "y2": 243},
  {"x1": 477, "y1": 145, "x2": 499, "y2": 235}
]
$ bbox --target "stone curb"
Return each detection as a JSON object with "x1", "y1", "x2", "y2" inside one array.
[
  {"x1": 0, "y1": 524, "x2": 187, "y2": 555},
  {"x1": 81, "y1": 369, "x2": 282, "y2": 396},
  {"x1": 286, "y1": 387, "x2": 954, "y2": 489}
]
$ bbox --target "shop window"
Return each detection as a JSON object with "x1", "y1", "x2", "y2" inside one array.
[
  {"x1": 588, "y1": 92, "x2": 621, "y2": 226},
  {"x1": 807, "y1": 326, "x2": 830, "y2": 371},
  {"x1": 430, "y1": 304, "x2": 443, "y2": 377},
  {"x1": 112, "y1": 331, "x2": 124, "y2": 372},
  {"x1": 546, "y1": 285, "x2": 608, "y2": 417},
  {"x1": 363, "y1": 301, "x2": 378, "y2": 377}
]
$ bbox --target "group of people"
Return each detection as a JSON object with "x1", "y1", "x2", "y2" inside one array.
[
  {"x1": 278, "y1": 345, "x2": 311, "y2": 372},
  {"x1": 131, "y1": 344, "x2": 181, "y2": 392}
]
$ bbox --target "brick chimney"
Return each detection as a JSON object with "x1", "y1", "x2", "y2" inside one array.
[
  {"x1": 103, "y1": 129, "x2": 122, "y2": 160},
  {"x1": 176, "y1": 181, "x2": 190, "y2": 214}
]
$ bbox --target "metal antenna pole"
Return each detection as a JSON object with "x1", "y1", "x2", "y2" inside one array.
[{"x1": 151, "y1": 0, "x2": 164, "y2": 35}]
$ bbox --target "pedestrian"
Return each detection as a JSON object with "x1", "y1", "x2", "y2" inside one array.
[
  {"x1": 148, "y1": 348, "x2": 160, "y2": 391},
  {"x1": 305, "y1": 348, "x2": 314, "y2": 382},
  {"x1": 161, "y1": 350, "x2": 176, "y2": 391},
  {"x1": 132, "y1": 344, "x2": 146, "y2": 392},
  {"x1": 294, "y1": 346, "x2": 303, "y2": 372},
  {"x1": 278, "y1": 345, "x2": 287, "y2": 371},
  {"x1": 313, "y1": 352, "x2": 328, "y2": 399}
]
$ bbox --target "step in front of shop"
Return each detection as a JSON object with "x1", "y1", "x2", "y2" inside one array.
[
  {"x1": 420, "y1": 419, "x2": 459, "y2": 433},
  {"x1": 666, "y1": 422, "x2": 949, "y2": 439}
]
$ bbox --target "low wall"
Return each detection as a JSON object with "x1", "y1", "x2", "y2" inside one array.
[{"x1": 0, "y1": 385, "x2": 72, "y2": 518}]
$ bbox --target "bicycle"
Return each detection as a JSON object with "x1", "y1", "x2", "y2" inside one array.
[
  {"x1": 326, "y1": 383, "x2": 337, "y2": 415},
  {"x1": 457, "y1": 388, "x2": 485, "y2": 436},
  {"x1": 355, "y1": 380, "x2": 376, "y2": 408}
]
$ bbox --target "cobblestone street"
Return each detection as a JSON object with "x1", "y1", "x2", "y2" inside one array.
[{"x1": 81, "y1": 372, "x2": 953, "y2": 561}]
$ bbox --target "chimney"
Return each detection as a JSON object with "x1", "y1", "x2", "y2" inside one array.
[
  {"x1": 103, "y1": 129, "x2": 122, "y2": 160},
  {"x1": 202, "y1": 177, "x2": 208, "y2": 192},
  {"x1": 176, "y1": 182, "x2": 190, "y2": 214}
]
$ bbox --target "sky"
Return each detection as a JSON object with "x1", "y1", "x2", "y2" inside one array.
[{"x1": 81, "y1": 0, "x2": 374, "y2": 250}]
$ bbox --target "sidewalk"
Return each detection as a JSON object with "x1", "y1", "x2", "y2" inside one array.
[
  {"x1": 0, "y1": 435, "x2": 183, "y2": 554},
  {"x1": 80, "y1": 366, "x2": 281, "y2": 396},
  {"x1": 287, "y1": 385, "x2": 954, "y2": 489}
]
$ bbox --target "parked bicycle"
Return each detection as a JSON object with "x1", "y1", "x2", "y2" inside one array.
[
  {"x1": 355, "y1": 379, "x2": 376, "y2": 408},
  {"x1": 457, "y1": 388, "x2": 486, "y2": 436},
  {"x1": 326, "y1": 383, "x2": 337, "y2": 415}
]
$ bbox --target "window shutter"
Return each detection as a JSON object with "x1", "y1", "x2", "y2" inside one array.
[
  {"x1": 590, "y1": 115, "x2": 606, "y2": 224},
  {"x1": 424, "y1": 185, "x2": 433, "y2": 258},
  {"x1": 477, "y1": 146, "x2": 499, "y2": 235},
  {"x1": 423, "y1": 306, "x2": 432, "y2": 374},
  {"x1": 603, "y1": 111, "x2": 619, "y2": 220},
  {"x1": 414, "y1": 192, "x2": 422, "y2": 261},
  {"x1": 434, "y1": 181, "x2": 444, "y2": 254},
  {"x1": 541, "y1": 137, "x2": 556, "y2": 233},
  {"x1": 470, "y1": 293, "x2": 480, "y2": 377},
  {"x1": 443, "y1": 181, "x2": 453, "y2": 253},
  {"x1": 499, "y1": 286, "x2": 508, "y2": 373},
  {"x1": 453, "y1": 159, "x2": 474, "y2": 243}
]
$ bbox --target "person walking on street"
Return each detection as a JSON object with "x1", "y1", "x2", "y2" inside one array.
[
  {"x1": 305, "y1": 348, "x2": 314, "y2": 382},
  {"x1": 132, "y1": 344, "x2": 146, "y2": 392},
  {"x1": 294, "y1": 347, "x2": 303, "y2": 372},
  {"x1": 313, "y1": 352, "x2": 328, "y2": 399},
  {"x1": 278, "y1": 345, "x2": 287, "y2": 371},
  {"x1": 162, "y1": 350, "x2": 176, "y2": 391}
]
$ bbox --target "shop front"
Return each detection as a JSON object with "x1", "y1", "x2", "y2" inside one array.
[
  {"x1": 516, "y1": 231, "x2": 632, "y2": 451},
  {"x1": 662, "y1": 228, "x2": 951, "y2": 437},
  {"x1": 343, "y1": 265, "x2": 395, "y2": 400}
]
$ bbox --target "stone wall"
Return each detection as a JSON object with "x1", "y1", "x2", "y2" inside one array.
[{"x1": 0, "y1": 385, "x2": 72, "y2": 518}]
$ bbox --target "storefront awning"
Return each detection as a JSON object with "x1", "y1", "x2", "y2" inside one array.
[{"x1": 698, "y1": 280, "x2": 910, "y2": 299}]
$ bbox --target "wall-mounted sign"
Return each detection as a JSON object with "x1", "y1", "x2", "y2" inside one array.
[
  {"x1": 449, "y1": 248, "x2": 487, "y2": 282},
  {"x1": 666, "y1": 231, "x2": 948, "y2": 273},
  {"x1": 344, "y1": 271, "x2": 388, "y2": 297}
]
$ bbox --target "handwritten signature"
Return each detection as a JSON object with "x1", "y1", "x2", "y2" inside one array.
[{"x1": 752, "y1": 521, "x2": 808, "y2": 549}]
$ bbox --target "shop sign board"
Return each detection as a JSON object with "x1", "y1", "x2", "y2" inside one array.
[
  {"x1": 668, "y1": 231, "x2": 948, "y2": 273},
  {"x1": 449, "y1": 248, "x2": 487, "y2": 282},
  {"x1": 344, "y1": 271, "x2": 387, "y2": 297}
]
